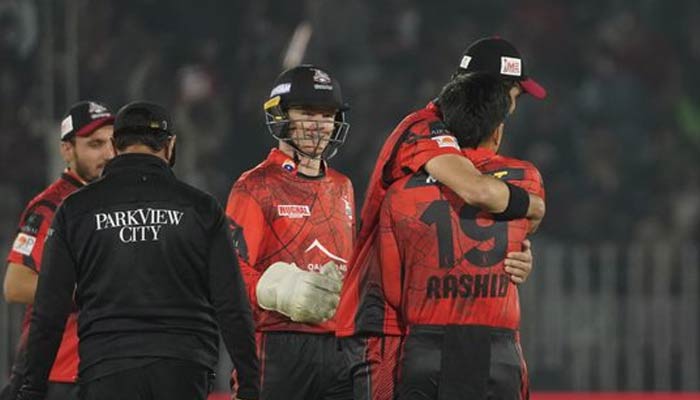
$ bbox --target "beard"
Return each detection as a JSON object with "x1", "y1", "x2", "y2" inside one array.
[{"x1": 72, "y1": 152, "x2": 102, "y2": 183}]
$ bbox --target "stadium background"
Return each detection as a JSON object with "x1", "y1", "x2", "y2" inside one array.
[{"x1": 1, "y1": 0, "x2": 699, "y2": 397}]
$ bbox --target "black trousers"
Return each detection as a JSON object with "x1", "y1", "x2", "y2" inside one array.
[
  {"x1": 78, "y1": 359, "x2": 210, "y2": 400},
  {"x1": 340, "y1": 335, "x2": 403, "y2": 400},
  {"x1": 0, "y1": 370, "x2": 78, "y2": 400},
  {"x1": 397, "y1": 325, "x2": 528, "y2": 400},
  {"x1": 258, "y1": 332, "x2": 352, "y2": 400}
]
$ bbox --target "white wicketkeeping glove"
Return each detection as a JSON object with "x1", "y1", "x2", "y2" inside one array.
[{"x1": 256, "y1": 261, "x2": 343, "y2": 324}]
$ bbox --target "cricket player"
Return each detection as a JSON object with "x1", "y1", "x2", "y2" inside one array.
[
  {"x1": 226, "y1": 65, "x2": 354, "y2": 400},
  {"x1": 335, "y1": 36, "x2": 546, "y2": 400},
  {"x1": 1, "y1": 101, "x2": 114, "y2": 400},
  {"x1": 381, "y1": 72, "x2": 545, "y2": 399}
]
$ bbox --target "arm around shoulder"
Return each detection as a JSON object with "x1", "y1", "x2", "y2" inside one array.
[{"x1": 425, "y1": 154, "x2": 509, "y2": 213}]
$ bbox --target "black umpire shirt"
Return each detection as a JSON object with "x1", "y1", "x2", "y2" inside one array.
[{"x1": 20, "y1": 153, "x2": 259, "y2": 398}]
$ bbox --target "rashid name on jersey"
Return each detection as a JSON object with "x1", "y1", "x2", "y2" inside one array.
[{"x1": 379, "y1": 147, "x2": 545, "y2": 329}]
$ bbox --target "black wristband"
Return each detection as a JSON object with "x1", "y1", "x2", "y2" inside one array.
[{"x1": 492, "y1": 182, "x2": 529, "y2": 221}]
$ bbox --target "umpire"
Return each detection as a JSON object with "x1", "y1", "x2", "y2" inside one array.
[{"x1": 16, "y1": 101, "x2": 259, "y2": 400}]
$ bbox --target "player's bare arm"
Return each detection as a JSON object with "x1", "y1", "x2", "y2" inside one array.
[
  {"x1": 3, "y1": 262, "x2": 38, "y2": 304},
  {"x1": 425, "y1": 153, "x2": 545, "y2": 220}
]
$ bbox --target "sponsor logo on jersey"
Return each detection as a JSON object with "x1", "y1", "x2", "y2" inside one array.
[
  {"x1": 493, "y1": 171, "x2": 508, "y2": 179},
  {"x1": 277, "y1": 205, "x2": 311, "y2": 218},
  {"x1": 304, "y1": 239, "x2": 348, "y2": 274},
  {"x1": 406, "y1": 171, "x2": 438, "y2": 188},
  {"x1": 429, "y1": 121, "x2": 450, "y2": 137},
  {"x1": 282, "y1": 159, "x2": 296, "y2": 172},
  {"x1": 500, "y1": 56, "x2": 522, "y2": 77},
  {"x1": 431, "y1": 134, "x2": 459, "y2": 149},
  {"x1": 484, "y1": 168, "x2": 525, "y2": 181},
  {"x1": 95, "y1": 208, "x2": 184, "y2": 243},
  {"x1": 305, "y1": 239, "x2": 348, "y2": 263},
  {"x1": 20, "y1": 212, "x2": 44, "y2": 235},
  {"x1": 12, "y1": 233, "x2": 36, "y2": 256}
]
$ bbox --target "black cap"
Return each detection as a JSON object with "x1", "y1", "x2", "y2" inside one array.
[
  {"x1": 114, "y1": 101, "x2": 173, "y2": 137},
  {"x1": 457, "y1": 36, "x2": 546, "y2": 99},
  {"x1": 264, "y1": 65, "x2": 349, "y2": 112},
  {"x1": 60, "y1": 101, "x2": 114, "y2": 141}
]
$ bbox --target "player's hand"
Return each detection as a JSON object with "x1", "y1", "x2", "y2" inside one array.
[
  {"x1": 286, "y1": 261, "x2": 342, "y2": 323},
  {"x1": 526, "y1": 194, "x2": 545, "y2": 233},
  {"x1": 256, "y1": 261, "x2": 342, "y2": 324},
  {"x1": 505, "y1": 239, "x2": 533, "y2": 284}
]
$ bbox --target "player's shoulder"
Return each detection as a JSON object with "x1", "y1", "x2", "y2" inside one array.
[
  {"x1": 387, "y1": 103, "x2": 442, "y2": 140},
  {"x1": 396, "y1": 106, "x2": 463, "y2": 154},
  {"x1": 480, "y1": 155, "x2": 540, "y2": 178},
  {"x1": 22, "y1": 176, "x2": 71, "y2": 216},
  {"x1": 406, "y1": 108, "x2": 446, "y2": 137},
  {"x1": 232, "y1": 159, "x2": 276, "y2": 189},
  {"x1": 480, "y1": 155, "x2": 544, "y2": 198},
  {"x1": 325, "y1": 167, "x2": 353, "y2": 186}
]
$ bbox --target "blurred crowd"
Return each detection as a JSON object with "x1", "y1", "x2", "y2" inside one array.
[{"x1": 2, "y1": 0, "x2": 700, "y2": 245}]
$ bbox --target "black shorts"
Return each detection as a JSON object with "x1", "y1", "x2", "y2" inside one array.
[
  {"x1": 340, "y1": 335, "x2": 403, "y2": 400},
  {"x1": 258, "y1": 332, "x2": 352, "y2": 400},
  {"x1": 397, "y1": 325, "x2": 528, "y2": 400},
  {"x1": 78, "y1": 358, "x2": 211, "y2": 400}
]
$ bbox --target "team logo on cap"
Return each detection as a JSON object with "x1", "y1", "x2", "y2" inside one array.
[
  {"x1": 270, "y1": 83, "x2": 291, "y2": 97},
  {"x1": 460, "y1": 55, "x2": 472, "y2": 69},
  {"x1": 61, "y1": 115, "x2": 74, "y2": 137},
  {"x1": 312, "y1": 68, "x2": 332, "y2": 84},
  {"x1": 500, "y1": 56, "x2": 522, "y2": 77},
  {"x1": 149, "y1": 120, "x2": 167, "y2": 130},
  {"x1": 88, "y1": 102, "x2": 111, "y2": 119},
  {"x1": 312, "y1": 68, "x2": 333, "y2": 91}
]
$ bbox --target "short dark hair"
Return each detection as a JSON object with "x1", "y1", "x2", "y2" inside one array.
[
  {"x1": 112, "y1": 129, "x2": 171, "y2": 152},
  {"x1": 437, "y1": 72, "x2": 512, "y2": 149}
]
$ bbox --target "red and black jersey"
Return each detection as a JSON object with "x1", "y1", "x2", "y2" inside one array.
[
  {"x1": 6, "y1": 171, "x2": 84, "y2": 383},
  {"x1": 336, "y1": 102, "x2": 462, "y2": 337},
  {"x1": 226, "y1": 149, "x2": 355, "y2": 334},
  {"x1": 379, "y1": 148, "x2": 545, "y2": 329}
]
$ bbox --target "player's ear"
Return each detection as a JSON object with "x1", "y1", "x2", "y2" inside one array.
[
  {"x1": 60, "y1": 140, "x2": 74, "y2": 165},
  {"x1": 493, "y1": 123, "x2": 504, "y2": 148},
  {"x1": 167, "y1": 136, "x2": 177, "y2": 167}
]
